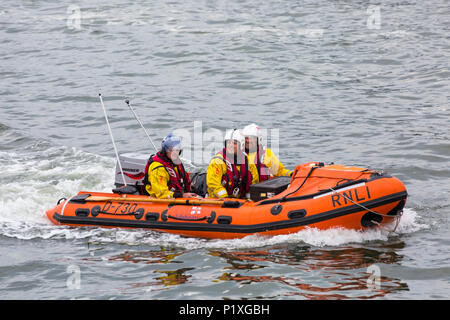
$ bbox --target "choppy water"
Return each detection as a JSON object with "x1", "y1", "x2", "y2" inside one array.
[{"x1": 0, "y1": 0, "x2": 449, "y2": 300}]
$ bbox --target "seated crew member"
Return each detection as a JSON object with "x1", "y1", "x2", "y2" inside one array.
[
  {"x1": 242, "y1": 123, "x2": 293, "y2": 183},
  {"x1": 206, "y1": 129, "x2": 258, "y2": 199},
  {"x1": 144, "y1": 134, "x2": 198, "y2": 199}
]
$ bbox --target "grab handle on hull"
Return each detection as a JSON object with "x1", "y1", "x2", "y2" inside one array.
[{"x1": 287, "y1": 209, "x2": 306, "y2": 219}]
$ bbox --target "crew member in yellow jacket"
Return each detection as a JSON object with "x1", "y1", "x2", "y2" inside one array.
[
  {"x1": 206, "y1": 129, "x2": 258, "y2": 198},
  {"x1": 242, "y1": 123, "x2": 293, "y2": 183},
  {"x1": 144, "y1": 134, "x2": 199, "y2": 199}
]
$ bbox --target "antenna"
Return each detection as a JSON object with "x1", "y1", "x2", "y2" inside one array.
[{"x1": 99, "y1": 93, "x2": 127, "y2": 186}]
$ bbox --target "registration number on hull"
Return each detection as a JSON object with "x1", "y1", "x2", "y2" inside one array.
[{"x1": 101, "y1": 201, "x2": 139, "y2": 214}]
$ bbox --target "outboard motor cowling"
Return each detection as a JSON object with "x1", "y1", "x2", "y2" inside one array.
[{"x1": 114, "y1": 153, "x2": 148, "y2": 194}]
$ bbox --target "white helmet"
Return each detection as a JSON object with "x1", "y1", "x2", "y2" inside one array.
[
  {"x1": 242, "y1": 123, "x2": 263, "y2": 144},
  {"x1": 224, "y1": 128, "x2": 243, "y2": 144}
]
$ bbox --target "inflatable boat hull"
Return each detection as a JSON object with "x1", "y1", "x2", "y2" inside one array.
[{"x1": 45, "y1": 163, "x2": 407, "y2": 239}]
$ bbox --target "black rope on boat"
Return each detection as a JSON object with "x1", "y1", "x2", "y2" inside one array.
[{"x1": 278, "y1": 166, "x2": 317, "y2": 203}]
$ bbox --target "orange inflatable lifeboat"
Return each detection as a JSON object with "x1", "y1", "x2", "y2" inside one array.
[{"x1": 45, "y1": 162, "x2": 407, "y2": 239}]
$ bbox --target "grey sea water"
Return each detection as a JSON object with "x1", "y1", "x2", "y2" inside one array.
[{"x1": 0, "y1": 0, "x2": 449, "y2": 300}]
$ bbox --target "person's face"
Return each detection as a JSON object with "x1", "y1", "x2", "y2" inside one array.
[
  {"x1": 245, "y1": 136, "x2": 257, "y2": 152},
  {"x1": 226, "y1": 140, "x2": 239, "y2": 155},
  {"x1": 167, "y1": 147, "x2": 182, "y2": 164}
]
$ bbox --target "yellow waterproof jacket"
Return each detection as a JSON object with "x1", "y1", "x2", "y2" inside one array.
[
  {"x1": 206, "y1": 153, "x2": 259, "y2": 198},
  {"x1": 247, "y1": 148, "x2": 293, "y2": 183},
  {"x1": 145, "y1": 161, "x2": 180, "y2": 199}
]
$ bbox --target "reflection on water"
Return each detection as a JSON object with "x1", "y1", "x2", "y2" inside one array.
[
  {"x1": 209, "y1": 243, "x2": 409, "y2": 299},
  {"x1": 108, "y1": 248, "x2": 184, "y2": 265},
  {"x1": 126, "y1": 267, "x2": 195, "y2": 294},
  {"x1": 153, "y1": 268, "x2": 195, "y2": 287},
  {"x1": 209, "y1": 241, "x2": 406, "y2": 269},
  {"x1": 91, "y1": 241, "x2": 410, "y2": 299}
]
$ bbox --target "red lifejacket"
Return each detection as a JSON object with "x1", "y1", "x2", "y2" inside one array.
[
  {"x1": 255, "y1": 147, "x2": 270, "y2": 182},
  {"x1": 143, "y1": 151, "x2": 191, "y2": 195},
  {"x1": 214, "y1": 148, "x2": 252, "y2": 197}
]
